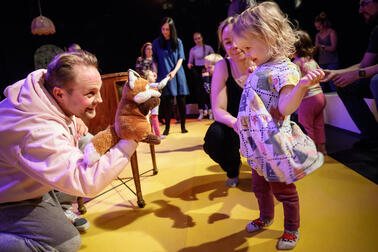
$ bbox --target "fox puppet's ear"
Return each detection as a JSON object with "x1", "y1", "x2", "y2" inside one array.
[{"x1": 127, "y1": 69, "x2": 140, "y2": 89}]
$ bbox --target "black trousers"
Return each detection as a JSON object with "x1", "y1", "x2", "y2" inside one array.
[
  {"x1": 192, "y1": 66, "x2": 211, "y2": 110},
  {"x1": 160, "y1": 95, "x2": 187, "y2": 132},
  {"x1": 203, "y1": 121, "x2": 241, "y2": 178}
]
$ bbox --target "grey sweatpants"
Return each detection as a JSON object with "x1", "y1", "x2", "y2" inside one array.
[{"x1": 0, "y1": 191, "x2": 81, "y2": 252}]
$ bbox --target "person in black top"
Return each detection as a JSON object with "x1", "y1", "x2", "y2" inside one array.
[{"x1": 203, "y1": 17, "x2": 253, "y2": 187}]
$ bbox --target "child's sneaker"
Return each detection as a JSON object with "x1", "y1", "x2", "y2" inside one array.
[
  {"x1": 64, "y1": 208, "x2": 90, "y2": 232},
  {"x1": 246, "y1": 218, "x2": 273, "y2": 233},
  {"x1": 277, "y1": 230, "x2": 300, "y2": 250}
]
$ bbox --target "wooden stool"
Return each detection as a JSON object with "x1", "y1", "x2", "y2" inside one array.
[{"x1": 77, "y1": 72, "x2": 158, "y2": 213}]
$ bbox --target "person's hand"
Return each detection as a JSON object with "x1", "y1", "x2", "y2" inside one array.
[
  {"x1": 167, "y1": 71, "x2": 176, "y2": 81},
  {"x1": 232, "y1": 120, "x2": 239, "y2": 134},
  {"x1": 322, "y1": 69, "x2": 358, "y2": 87},
  {"x1": 187, "y1": 63, "x2": 193, "y2": 69},
  {"x1": 298, "y1": 69, "x2": 325, "y2": 89},
  {"x1": 76, "y1": 118, "x2": 88, "y2": 136},
  {"x1": 321, "y1": 69, "x2": 337, "y2": 83}
]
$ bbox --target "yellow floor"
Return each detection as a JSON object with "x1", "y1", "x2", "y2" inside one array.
[{"x1": 77, "y1": 119, "x2": 378, "y2": 252}]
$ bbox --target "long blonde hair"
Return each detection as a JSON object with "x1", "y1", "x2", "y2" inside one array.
[{"x1": 233, "y1": 1, "x2": 298, "y2": 59}]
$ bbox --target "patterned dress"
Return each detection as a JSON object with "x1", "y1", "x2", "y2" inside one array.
[{"x1": 237, "y1": 58, "x2": 324, "y2": 184}]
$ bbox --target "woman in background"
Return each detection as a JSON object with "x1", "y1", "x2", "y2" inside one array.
[
  {"x1": 135, "y1": 42, "x2": 153, "y2": 77},
  {"x1": 152, "y1": 17, "x2": 189, "y2": 136},
  {"x1": 187, "y1": 32, "x2": 215, "y2": 120}
]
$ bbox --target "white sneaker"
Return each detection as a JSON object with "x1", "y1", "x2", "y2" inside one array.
[
  {"x1": 208, "y1": 110, "x2": 213, "y2": 120},
  {"x1": 277, "y1": 230, "x2": 300, "y2": 250},
  {"x1": 64, "y1": 208, "x2": 90, "y2": 232},
  {"x1": 197, "y1": 109, "x2": 204, "y2": 121}
]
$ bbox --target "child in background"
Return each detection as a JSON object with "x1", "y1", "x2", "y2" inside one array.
[
  {"x1": 144, "y1": 69, "x2": 169, "y2": 139},
  {"x1": 202, "y1": 53, "x2": 224, "y2": 120},
  {"x1": 293, "y1": 30, "x2": 327, "y2": 155},
  {"x1": 232, "y1": 2, "x2": 325, "y2": 250}
]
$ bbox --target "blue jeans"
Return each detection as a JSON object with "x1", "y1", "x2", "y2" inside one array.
[{"x1": 336, "y1": 75, "x2": 378, "y2": 138}]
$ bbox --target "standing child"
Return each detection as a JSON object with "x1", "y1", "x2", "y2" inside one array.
[
  {"x1": 293, "y1": 30, "x2": 327, "y2": 155},
  {"x1": 202, "y1": 53, "x2": 224, "y2": 120},
  {"x1": 144, "y1": 69, "x2": 169, "y2": 139},
  {"x1": 232, "y1": 2, "x2": 325, "y2": 250}
]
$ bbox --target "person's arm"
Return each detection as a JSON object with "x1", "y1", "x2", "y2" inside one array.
[
  {"x1": 279, "y1": 69, "x2": 325, "y2": 116},
  {"x1": 168, "y1": 58, "x2": 184, "y2": 80},
  {"x1": 168, "y1": 39, "x2": 185, "y2": 80},
  {"x1": 14, "y1": 124, "x2": 137, "y2": 198},
  {"x1": 324, "y1": 63, "x2": 378, "y2": 87},
  {"x1": 211, "y1": 59, "x2": 237, "y2": 129},
  {"x1": 322, "y1": 51, "x2": 378, "y2": 87},
  {"x1": 187, "y1": 48, "x2": 194, "y2": 69}
]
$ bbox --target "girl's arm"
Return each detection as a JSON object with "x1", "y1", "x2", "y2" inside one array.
[
  {"x1": 278, "y1": 69, "x2": 325, "y2": 116},
  {"x1": 211, "y1": 59, "x2": 237, "y2": 129}
]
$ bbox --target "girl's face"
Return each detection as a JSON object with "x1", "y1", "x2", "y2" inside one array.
[
  {"x1": 145, "y1": 45, "x2": 153, "y2": 58},
  {"x1": 234, "y1": 35, "x2": 271, "y2": 66},
  {"x1": 193, "y1": 33, "x2": 203, "y2": 46},
  {"x1": 146, "y1": 71, "x2": 157, "y2": 83},
  {"x1": 204, "y1": 61, "x2": 215, "y2": 75},
  {"x1": 161, "y1": 23, "x2": 170, "y2": 40},
  {"x1": 222, "y1": 24, "x2": 245, "y2": 61}
]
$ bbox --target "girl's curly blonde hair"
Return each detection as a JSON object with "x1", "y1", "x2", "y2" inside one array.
[{"x1": 233, "y1": 1, "x2": 298, "y2": 59}]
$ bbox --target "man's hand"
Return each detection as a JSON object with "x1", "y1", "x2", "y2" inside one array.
[
  {"x1": 322, "y1": 69, "x2": 358, "y2": 87},
  {"x1": 298, "y1": 69, "x2": 325, "y2": 89}
]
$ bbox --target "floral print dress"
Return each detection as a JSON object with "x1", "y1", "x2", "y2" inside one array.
[{"x1": 237, "y1": 58, "x2": 324, "y2": 184}]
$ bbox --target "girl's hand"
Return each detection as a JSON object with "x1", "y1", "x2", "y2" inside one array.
[{"x1": 298, "y1": 69, "x2": 325, "y2": 89}]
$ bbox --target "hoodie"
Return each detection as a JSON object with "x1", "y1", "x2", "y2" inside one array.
[{"x1": 0, "y1": 69, "x2": 137, "y2": 203}]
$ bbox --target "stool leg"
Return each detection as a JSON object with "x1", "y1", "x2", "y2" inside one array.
[
  {"x1": 77, "y1": 197, "x2": 87, "y2": 214},
  {"x1": 149, "y1": 143, "x2": 158, "y2": 175},
  {"x1": 130, "y1": 151, "x2": 145, "y2": 208}
]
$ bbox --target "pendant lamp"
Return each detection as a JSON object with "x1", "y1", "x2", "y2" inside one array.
[{"x1": 31, "y1": 0, "x2": 56, "y2": 35}]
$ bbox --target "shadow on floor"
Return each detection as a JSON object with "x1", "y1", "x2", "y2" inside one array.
[{"x1": 325, "y1": 124, "x2": 378, "y2": 184}]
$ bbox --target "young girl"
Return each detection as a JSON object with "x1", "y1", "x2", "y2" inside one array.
[
  {"x1": 232, "y1": 2, "x2": 325, "y2": 250},
  {"x1": 144, "y1": 69, "x2": 169, "y2": 139},
  {"x1": 202, "y1": 53, "x2": 224, "y2": 120},
  {"x1": 293, "y1": 30, "x2": 327, "y2": 155}
]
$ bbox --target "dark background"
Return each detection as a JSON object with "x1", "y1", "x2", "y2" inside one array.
[{"x1": 0, "y1": 0, "x2": 372, "y2": 102}]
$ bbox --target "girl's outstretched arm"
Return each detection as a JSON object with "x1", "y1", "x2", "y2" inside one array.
[{"x1": 278, "y1": 69, "x2": 325, "y2": 116}]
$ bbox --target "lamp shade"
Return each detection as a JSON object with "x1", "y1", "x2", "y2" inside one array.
[{"x1": 31, "y1": 15, "x2": 56, "y2": 35}]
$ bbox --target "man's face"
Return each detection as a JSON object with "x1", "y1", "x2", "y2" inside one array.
[
  {"x1": 359, "y1": 0, "x2": 378, "y2": 25},
  {"x1": 56, "y1": 65, "x2": 102, "y2": 121}
]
